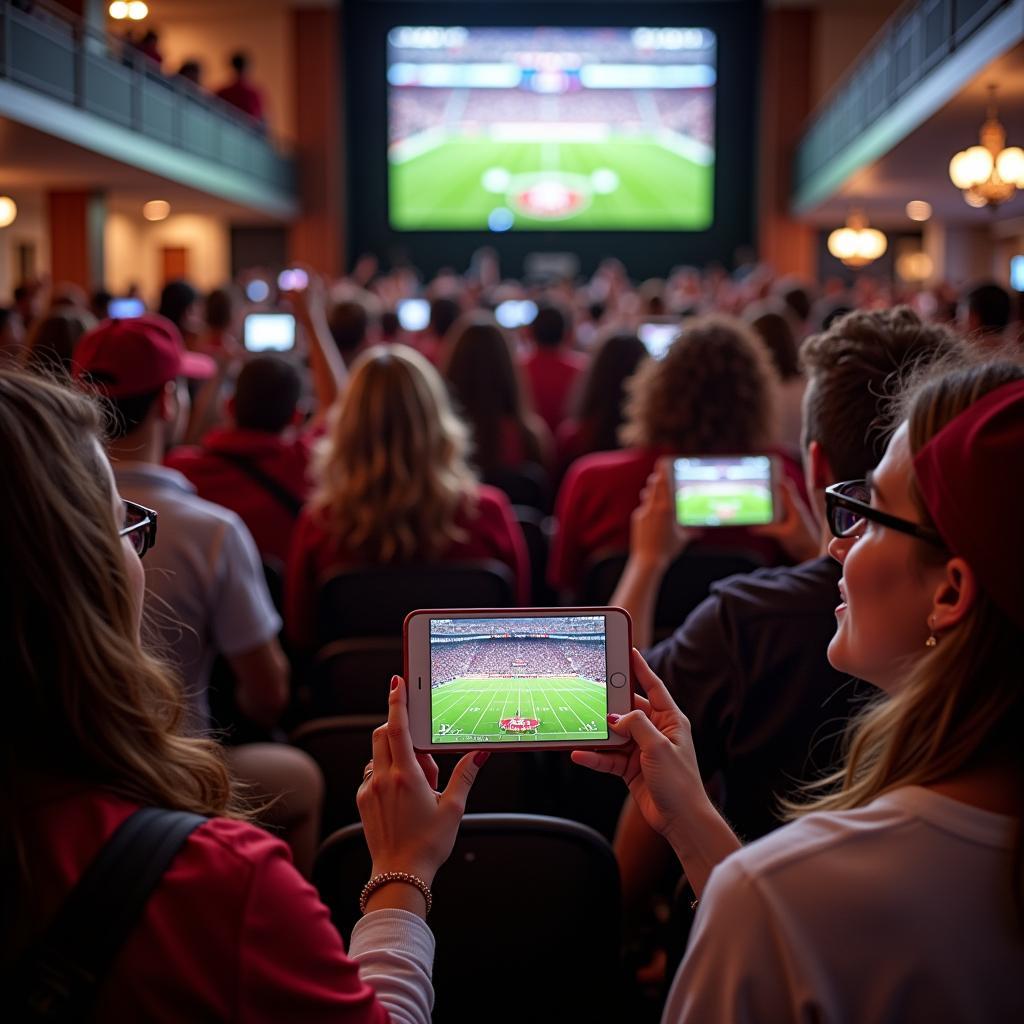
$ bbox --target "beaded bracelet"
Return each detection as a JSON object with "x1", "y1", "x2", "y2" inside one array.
[{"x1": 359, "y1": 871, "x2": 433, "y2": 915}]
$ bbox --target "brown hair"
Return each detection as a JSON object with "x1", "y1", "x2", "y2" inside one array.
[
  {"x1": 789, "y1": 359, "x2": 1024, "y2": 919},
  {"x1": 620, "y1": 314, "x2": 775, "y2": 451},
  {"x1": 312, "y1": 344, "x2": 479, "y2": 562},
  {"x1": 799, "y1": 307, "x2": 961, "y2": 480},
  {"x1": 571, "y1": 330, "x2": 648, "y2": 454},
  {"x1": 21, "y1": 309, "x2": 95, "y2": 376},
  {"x1": 1, "y1": 370, "x2": 240, "y2": 952}
]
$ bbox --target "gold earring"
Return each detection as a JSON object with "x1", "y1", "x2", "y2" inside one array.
[{"x1": 925, "y1": 615, "x2": 938, "y2": 648}]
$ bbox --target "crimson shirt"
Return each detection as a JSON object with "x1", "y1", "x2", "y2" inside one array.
[
  {"x1": 549, "y1": 446, "x2": 806, "y2": 593},
  {"x1": 166, "y1": 428, "x2": 312, "y2": 566},
  {"x1": 521, "y1": 347, "x2": 588, "y2": 435},
  {"x1": 216, "y1": 79, "x2": 265, "y2": 121},
  {"x1": 18, "y1": 787, "x2": 388, "y2": 1023},
  {"x1": 285, "y1": 485, "x2": 530, "y2": 650}
]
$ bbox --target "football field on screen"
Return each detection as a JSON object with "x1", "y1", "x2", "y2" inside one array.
[
  {"x1": 678, "y1": 485, "x2": 773, "y2": 526},
  {"x1": 389, "y1": 138, "x2": 713, "y2": 231},
  {"x1": 431, "y1": 675, "x2": 608, "y2": 744}
]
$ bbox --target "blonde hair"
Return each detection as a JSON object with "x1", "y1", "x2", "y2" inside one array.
[
  {"x1": 620, "y1": 314, "x2": 776, "y2": 451},
  {"x1": 787, "y1": 361, "x2": 1024, "y2": 913},
  {"x1": 1, "y1": 371, "x2": 241, "y2": 950},
  {"x1": 312, "y1": 344, "x2": 478, "y2": 562}
]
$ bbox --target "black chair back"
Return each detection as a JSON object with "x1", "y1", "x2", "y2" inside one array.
[
  {"x1": 315, "y1": 560, "x2": 515, "y2": 646},
  {"x1": 484, "y1": 461, "x2": 548, "y2": 511},
  {"x1": 314, "y1": 814, "x2": 623, "y2": 1022},
  {"x1": 511, "y1": 504, "x2": 556, "y2": 606},
  {"x1": 309, "y1": 637, "x2": 404, "y2": 717}
]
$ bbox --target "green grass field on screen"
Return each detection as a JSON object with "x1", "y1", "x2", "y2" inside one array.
[
  {"x1": 431, "y1": 675, "x2": 608, "y2": 744},
  {"x1": 389, "y1": 138, "x2": 713, "y2": 231},
  {"x1": 677, "y1": 485, "x2": 773, "y2": 527}
]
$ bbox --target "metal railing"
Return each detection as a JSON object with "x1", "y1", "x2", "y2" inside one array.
[
  {"x1": 0, "y1": 0, "x2": 294, "y2": 195},
  {"x1": 794, "y1": 0, "x2": 1011, "y2": 193}
]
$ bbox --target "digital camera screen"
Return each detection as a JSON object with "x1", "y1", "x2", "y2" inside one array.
[
  {"x1": 429, "y1": 615, "x2": 608, "y2": 744},
  {"x1": 244, "y1": 313, "x2": 296, "y2": 352},
  {"x1": 674, "y1": 455, "x2": 774, "y2": 526}
]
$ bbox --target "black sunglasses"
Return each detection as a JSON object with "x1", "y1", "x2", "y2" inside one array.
[
  {"x1": 119, "y1": 500, "x2": 159, "y2": 558},
  {"x1": 824, "y1": 480, "x2": 946, "y2": 548}
]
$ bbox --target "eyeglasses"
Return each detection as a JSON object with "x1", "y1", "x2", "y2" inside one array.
[
  {"x1": 824, "y1": 480, "x2": 946, "y2": 549},
  {"x1": 119, "y1": 500, "x2": 158, "y2": 558}
]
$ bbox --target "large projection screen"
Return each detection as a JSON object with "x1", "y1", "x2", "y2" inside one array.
[{"x1": 387, "y1": 26, "x2": 716, "y2": 232}]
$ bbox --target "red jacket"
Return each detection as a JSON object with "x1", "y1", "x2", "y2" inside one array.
[
  {"x1": 17, "y1": 786, "x2": 387, "y2": 1023},
  {"x1": 285, "y1": 485, "x2": 530, "y2": 649}
]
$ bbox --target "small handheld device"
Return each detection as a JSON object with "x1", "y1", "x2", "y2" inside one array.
[
  {"x1": 277, "y1": 267, "x2": 309, "y2": 292},
  {"x1": 397, "y1": 298, "x2": 430, "y2": 332},
  {"x1": 404, "y1": 607, "x2": 634, "y2": 752},
  {"x1": 107, "y1": 297, "x2": 145, "y2": 319},
  {"x1": 638, "y1": 319, "x2": 678, "y2": 359},
  {"x1": 671, "y1": 454, "x2": 780, "y2": 527},
  {"x1": 495, "y1": 299, "x2": 538, "y2": 330},
  {"x1": 243, "y1": 312, "x2": 297, "y2": 353}
]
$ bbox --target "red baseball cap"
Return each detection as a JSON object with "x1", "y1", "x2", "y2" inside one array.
[
  {"x1": 913, "y1": 377, "x2": 1024, "y2": 629},
  {"x1": 73, "y1": 313, "x2": 215, "y2": 398}
]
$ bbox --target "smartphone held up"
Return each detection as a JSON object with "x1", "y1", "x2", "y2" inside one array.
[{"x1": 404, "y1": 607, "x2": 633, "y2": 753}]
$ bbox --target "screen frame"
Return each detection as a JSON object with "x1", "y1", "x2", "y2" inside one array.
[
  {"x1": 668, "y1": 452, "x2": 780, "y2": 528},
  {"x1": 405, "y1": 606, "x2": 634, "y2": 752},
  {"x1": 243, "y1": 312, "x2": 297, "y2": 353}
]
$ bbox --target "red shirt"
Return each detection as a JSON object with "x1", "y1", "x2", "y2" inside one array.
[
  {"x1": 285, "y1": 485, "x2": 530, "y2": 649},
  {"x1": 18, "y1": 786, "x2": 387, "y2": 1023},
  {"x1": 216, "y1": 78, "x2": 265, "y2": 121},
  {"x1": 166, "y1": 428, "x2": 312, "y2": 566},
  {"x1": 521, "y1": 348, "x2": 588, "y2": 435},
  {"x1": 549, "y1": 446, "x2": 806, "y2": 593}
]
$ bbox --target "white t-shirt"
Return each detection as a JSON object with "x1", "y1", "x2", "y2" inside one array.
[
  {"x1": 114, "y1": 463, "x2": 282, "y2": 729},
  {"x1": 664, "y1": 786, "x2": 1024, "y2": 1023}
]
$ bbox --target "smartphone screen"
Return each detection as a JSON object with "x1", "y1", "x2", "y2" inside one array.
[
  {"x1": 638, "y1": 321, "x2": 677, "y2": 359},
  {"x1": 397, "y1": 298, "x2": 430, "y2": 332},
  {"x1": 495, "y1": 299, "x2": 538, "y2": 329},
  {"x1": 108, "y1": 297, "x2": 145, "y2": 319},
  {"x1": 673, "y1": 455, "x2": 776, "y2": 527},
  {"x1": 428, "y1": 613, "x2": 610, "y2": 744},
  {"x1": 243, "y1": 313, "x2": 296, "y2": 352},
  {"x1": 277, "y1": 268, "x2": 309, "y2": 292}
]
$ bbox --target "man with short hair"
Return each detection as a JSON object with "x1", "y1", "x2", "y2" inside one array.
[
  {"x1": 216, "y1": 51, "x2": 265, "y2": 124},
  {"x1": 610, "y1": 307, "x2": 963, "y2": 906},
  {"x1": 328, "y1": 298, "x2": 374, "y2": 368},
  {"x1": 522, "y1": 299, "x2": 587, "y2": 435},
  {"x1": 166, "y1": 355, "x2": 311, "y2": 566},
  {"x1": 74, "y1": 315, "x2": 322, "y2": 876},
  {"x1": 962, "y1": 281, "x2": 1013, "y2": 348}
]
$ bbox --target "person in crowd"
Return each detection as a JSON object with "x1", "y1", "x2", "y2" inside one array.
[
  {"x1": 417, "y1": 295, "x2": 460, "y2": 365},
  {"x1": 13, "y1": 280, "x2": 43, "y2": 332},
  {"x1": 196, "y1": 286, "x2": 242, "y2": 360},
  {"x1": 286, "y1": 345, "x2": 529, "y2": 651},
  {"x1": 89, "y1": 289, "x2": 113, "y2": 322},
  {"x1": 575, "y1": 357, "x2": 1024, "y2": 1021},
  {"x1": 747, "y1": 304, "x2": 805, "y2": 449},
  {"x1": 21, "y1": 307, "x2": 95, "y2": 376},
  {"x1": 176, "y1": 59, "x2": 202, "y2": 87},
  {"x1": 72, "y1": 314, "x2": 322, "y2": 877},
  {"x1": 609, "y1": 307, "x2": 963, "y2": 926},
  {"x1": 135, "y1": 29, "x2": 163, "y2": 68},
  {"x1": 0, "y1": 306, "x2": 25, "y2": 363},
  {"x1": 549, "y1": 314, "x2": 802, "y2": 596},
  {"x1": 521, "y1": 299, "x2": 587, "y2": 436},
  {"x1": 555, "y1": 330, "x2": 647, "y2": 477},
  {"x1": 962, "y1": 281, "x2": 1013, "y2": 349},
  {"x1": 216, "y1": 51, "x2": 266, "y2": 124},
  {"x1": 167, "y1": 355, "x2": 311, "y2": 567},
  {"x1": 329, "y1": 298, "x2": 375, "y2": 368},
  {"x1": 775, "y1": 279, "x2": 814, "y2": 338},
  {"x1": 441, "y1": 313, "x2": 552, "y2": 480},
  {"x1": 158, "y1": 279, "x2": 201, "y2": 348},
  {"x1": 2, "y1": 367, "x2": 487, "y2": 1021}
]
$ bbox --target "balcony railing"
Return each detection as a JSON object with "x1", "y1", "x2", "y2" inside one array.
[
  {"x1": 794, "y1": 0, "x2": 1014, "y2": 200},
  {"x1": 0, "y1": 0, "x2": 295, "y2": 200}
]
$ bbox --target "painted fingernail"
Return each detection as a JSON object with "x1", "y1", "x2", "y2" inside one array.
[
  {"x1": 474, "y1": 751, "x2": 490, "y2": 766},
  {"x1": 607, "y1": 713, "x2": 621, "y2": 725},
  {"x1": 390, "y1": 676, "x2": 400, "y2": 691}
]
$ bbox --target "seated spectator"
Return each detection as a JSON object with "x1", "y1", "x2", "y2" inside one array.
[
  {"x1": 576, "y1": 358, "x2": 1024, "y2": 1021},
  {"x1": 286, "y1": 345, "x2": 529, "y2": 651},
  {"x1": 166, "y1": 356, "x2": 312, "y2": 566},
  {"x1": 417, "y1": 295, "x2": 460, "y2": 365},
  {"x1": 962, "y1": 281, "x2": 1013, "y2": 349},
  {"x1": 521, "y1": 299, "x2": 588, "y2": 435},
  {"x1": 549, "y1": 315, "x2": 802, "y2": 595},
  {"x1": 610, "y1": 308, "x2": 962, "y2": 928},
  {"x1": 747, "y1": 303, "x2": 805, "y2": 449},
  {"x1": 158, "y1": 279, "x2": 201, "y2": 349},
  {"x1": 2, "y1": 367, "x2": 485, "y2": 1021},
  {"x1": 216, "y1": 51, "x2": 266, "y2": 124},
  {"x1": 21, "y1": 308, "x2": 95, "y2": 376},
  {"x1": 89, "y1": 288, "x2": 112, "y2": 322},
  {"x1": 329, "y1": 298, "x2": 374, "y2": 368},
  {"x1": 72, "y1": 315, "x2": 321, "y2": 877},
  {"x1": 135, "y1": 29, "x2": 163, "y2": 68},
  {"x1": 441, "y1": 313, "x2": 552, "y2": 479},
  {"x1": 176, "y1": 59, "x2": 202, "y2": 86},
  {"x1": 555, "y1": 329, "x2": 647, "y2": 476},
  {"x1": 13, "y1": 280, "x2": 43, "y2": 331},
  {"x1": 0, "y1": 306, "x2": 25, "y2": 363}
]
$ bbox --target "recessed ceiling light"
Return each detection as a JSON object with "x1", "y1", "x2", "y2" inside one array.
[
  {"x1": 0, "y1": 196, "x2": 17, "y2": 228},
  {"x1": 905, "y1": 200, "x2": 932, "y2": 222},
  {"x1": 143, "y1": 199, "x2": 171, "y2": 221}
]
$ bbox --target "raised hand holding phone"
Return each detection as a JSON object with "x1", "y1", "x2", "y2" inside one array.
[
  {"x1": 633, "y1": 466, "x2": 696, "y2": 571},
  {"x1": 750, "y1": 473, "x2": 820, "y2": 563},
  {"x1": 572, "y1": 650, "x2": 740, "y2": 897}
]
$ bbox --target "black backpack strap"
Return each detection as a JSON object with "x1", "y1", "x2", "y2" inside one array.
[
  {"x1": 206, "y1": 449, "x2": 304, "y2": 519},
  {"x1": 18, "y1": 807, "x2": 207, "y2": 1022}
]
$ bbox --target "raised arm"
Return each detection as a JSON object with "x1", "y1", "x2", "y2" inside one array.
[{"x1": 285, "y1": 276, "x2": 348, "y2": 425}]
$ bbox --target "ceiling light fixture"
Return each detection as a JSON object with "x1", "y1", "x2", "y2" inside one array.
[
  {"x1": 143, "y1": 199, "x2": 171, "y2": 221},
  {"x1": 127, "y1": 1, "x2": 149, "y2": 20},
  {"x1": 905, "y1": 200, "x2": 932, "y2": 222},
  {"x1": 0, "y1": 196, "x2": 17, "y2": 228},
  {"x1": 108, "y1": 1, "x2": 129, "y2": 18},
  {"x1": 949, "y1": 85, "x2": 1024, "y2": 209},
  {"x1": 827, "y1": 211, "x2": 888, "y2": 268}
]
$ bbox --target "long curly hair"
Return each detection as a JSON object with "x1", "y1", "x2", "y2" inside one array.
[{"x1": 619, "y1": 314, "x2": 776, "y2": 451}]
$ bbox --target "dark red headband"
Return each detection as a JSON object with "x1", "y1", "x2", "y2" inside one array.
[{"x1": 912, "y1": 378, "x2": 1024, "y2": 630}]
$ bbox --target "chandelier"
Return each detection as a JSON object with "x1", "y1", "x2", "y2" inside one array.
[
  {"x1": 948, "y1": 85, "x2": 1024, "y2": 208},
  {"x1": 827, "y1": 212, "x2": 887, "y2": 268}
]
